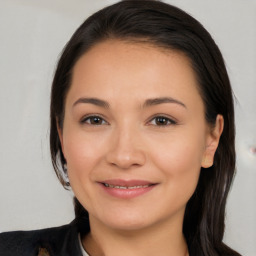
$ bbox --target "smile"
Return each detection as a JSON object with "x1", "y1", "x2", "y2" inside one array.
[
  {"x1": 103, "y1": 183, "x2": 151, "y2": 189},
  {"x1": 99, "y1": 179, "x2": 156, "y2": 199}
]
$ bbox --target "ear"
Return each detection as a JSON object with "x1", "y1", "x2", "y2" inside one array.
[{"x1": 201, "y1": 114, "x2": 224, "y2": 168}]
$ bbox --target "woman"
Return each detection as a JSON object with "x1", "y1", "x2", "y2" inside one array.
[{"x1": 0, "y1": 0, "x2": 241, "y2": 255}]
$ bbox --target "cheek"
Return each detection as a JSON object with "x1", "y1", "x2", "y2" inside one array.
[
  {"x1": 148, "y1": 129, "x2": 205, "y2": 193},
  {"x1": 63, "y1": 131, "x2": 108, "y2": 210},
  {"x1": 63, "y1": 130, "x2": 106, "y2": 185},
  {"x1": 150, "y1": 128, "x2": 204, "y2": 166}
]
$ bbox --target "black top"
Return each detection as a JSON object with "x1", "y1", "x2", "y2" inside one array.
[{"x1": 0, "y1": 219, "x2": 89, "y2": 256}]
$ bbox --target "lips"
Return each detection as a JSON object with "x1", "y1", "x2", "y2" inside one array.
[
  {"x1": 101, "y1": 179, "x2": 154, "y2": 187},
  {"x1": 98, "y1": 179, "x2": 156, "y2": 199},
  {"x1": 103, "y1": 183, "x2": 151, "y2": 189}
]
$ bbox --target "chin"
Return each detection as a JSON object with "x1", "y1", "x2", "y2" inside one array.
[{"x1": 95, "y1": 210, "x2": 152, "y2": 231}]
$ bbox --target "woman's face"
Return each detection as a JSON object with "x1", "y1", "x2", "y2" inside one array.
[{"x1": 59, "y1": 40, "x2": 222, "y2": 231}]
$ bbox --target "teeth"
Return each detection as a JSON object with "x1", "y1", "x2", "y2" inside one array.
[{"x1": 103, "y1": 183, "x2": 150, "y2": 189}]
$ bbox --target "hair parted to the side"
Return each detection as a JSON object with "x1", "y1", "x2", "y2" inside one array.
[{"x1": 50, "y1": 1, "x2": 240, "y2": 255}]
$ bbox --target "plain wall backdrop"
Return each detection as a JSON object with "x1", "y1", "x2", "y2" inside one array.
[{"x1": 0, "y1": 0, "x2": 255, "y2": 255}]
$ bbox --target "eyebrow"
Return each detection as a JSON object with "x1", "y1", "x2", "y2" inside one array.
[
  {"x1": 73, "y1": 97, "x2": 110, "y2": 109},
  {"x1": 143, "y1": 97, "x2": 187, "y2": 109},
  {"x1": 72, "y1": 96, "x2": 186, "y2": 109}
]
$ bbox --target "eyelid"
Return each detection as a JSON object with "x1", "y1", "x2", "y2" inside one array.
[
  {"x1": 79, "y1": 113, "x2": 177, "y2": 126},
  {"x1": 80, "y1": 114, "x2": 109, "y2": 125},
  {"x1": 147, "y1": 114, "x2": 177, "y2": 126}
]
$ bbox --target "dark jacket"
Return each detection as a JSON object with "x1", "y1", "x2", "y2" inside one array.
[{"x1": 0, "y1": 219, "x2": 89, "y2": 256}]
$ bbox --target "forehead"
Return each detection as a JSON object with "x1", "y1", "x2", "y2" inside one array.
[{"x1": 68, "y1": 39, "x2": 203, "y2": 112}]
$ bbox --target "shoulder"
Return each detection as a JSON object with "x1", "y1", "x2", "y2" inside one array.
[{"x1": 0, "y1": 220, "x2": 83, "y2": 256}]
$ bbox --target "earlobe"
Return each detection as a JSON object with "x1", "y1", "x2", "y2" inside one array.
[
  {"x1": 201, "y1": 114, "x2": 224, "y2": 168},
  {"x1": 201, "y1": 155, "x2": 214, "y2": 168}
]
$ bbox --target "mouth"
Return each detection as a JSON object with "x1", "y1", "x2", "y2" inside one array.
[
  {"x1": 103, "y1": 183, "x2": 152, "y2": 189},
  {"x1": 98, "y1": 179, "x2": 157, "y2": 199}
]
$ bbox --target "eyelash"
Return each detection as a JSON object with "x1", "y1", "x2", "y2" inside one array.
[
  {"x1": 80, "y1": 115, "x2": 108, "y2": 125},
  {"x1": 80, "y1": 115, "x2": 177, "y2": 127},
  {"x1": 148, "y1": 115, "x2": 177, "y2": 126}
]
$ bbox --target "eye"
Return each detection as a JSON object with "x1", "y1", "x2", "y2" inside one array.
[
  {"x1": 149, "y1": 116, "x2": 177, "y2": 126},
  {"x1": 81, "y1": 115, "x2": 108, "y2": 125}
]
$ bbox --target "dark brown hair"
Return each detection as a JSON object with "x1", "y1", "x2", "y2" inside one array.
[{"x1": 50, "y1": 1, "x2": 240, "y2": 255}]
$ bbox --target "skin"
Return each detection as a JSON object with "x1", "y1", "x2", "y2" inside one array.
[{"x1": 58, "y1": 40, "x2": 223, "y2": 256}]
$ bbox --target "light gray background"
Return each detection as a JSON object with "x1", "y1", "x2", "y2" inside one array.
[{"x1": 0, "y1": 1, "x2": 255, "y2": 255}]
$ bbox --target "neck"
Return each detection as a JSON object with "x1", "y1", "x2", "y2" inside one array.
[{"x1": 82, "y1": 214, "x2": 188, "y2": 256}]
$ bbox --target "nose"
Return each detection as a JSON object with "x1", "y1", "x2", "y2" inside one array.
[{"x1": 106, "y1": 127, "x2": 146, "y2": 169}]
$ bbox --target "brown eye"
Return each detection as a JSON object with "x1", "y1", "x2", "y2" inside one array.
[
  {"x1": 82, "y1": 116, "x2": 107, "y2": 125},
  {"x1": 149, "y1": 116, "x2": 176, "y2": 126},
  {"x1": 156, "y1": 117, "x2": 169, "y2": 125}
]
